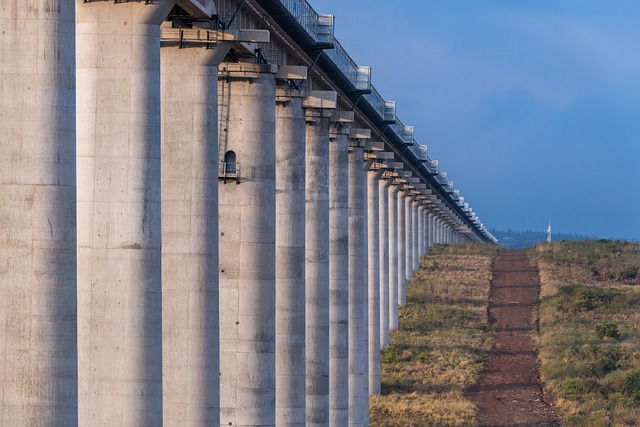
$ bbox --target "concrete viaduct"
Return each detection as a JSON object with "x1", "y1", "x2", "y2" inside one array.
[{"x1": 0, "y1": 0, "x2": 496, "y2": 425}]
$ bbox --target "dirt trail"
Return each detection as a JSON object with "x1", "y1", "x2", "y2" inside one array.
[{"x1": 468, "y1": 249, "x2": 560, "y2": 427}]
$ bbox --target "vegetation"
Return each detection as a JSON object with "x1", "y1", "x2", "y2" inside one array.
[
  {"x1": 529, "y1": 240, "x2": 640, "y2": 426},
  {"x1": 370, "y1": 243, "x2": 500, "y2": 426}
]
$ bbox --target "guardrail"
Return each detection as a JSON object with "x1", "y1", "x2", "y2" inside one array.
[
  {"x1": 363, "y1": 85, "x2": 396, "y2": 123},
  {"x1": 324, "y1": 38, "x2": 371, "y2": 92},
  {"x1": 277, "y1": 0, "x2": 334, "y2": 45}
]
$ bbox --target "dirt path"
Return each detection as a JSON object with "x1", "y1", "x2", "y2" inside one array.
[{"x1": 468, "y1": 249, "x2": 560, "y2": 427}]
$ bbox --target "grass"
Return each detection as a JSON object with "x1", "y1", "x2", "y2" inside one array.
[
  {"x1": 370, "y1": 243, "x2": 499, "y2": 426},
  {"x1": 529, "y1": 240, "x2": 640, "y2": 426}
]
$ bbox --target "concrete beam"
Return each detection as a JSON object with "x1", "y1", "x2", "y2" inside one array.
[
  {"x1": 349, "y1": 128, "x2": 372, "y2": 139},
  {"x1": 276, "y1": 65, "x2": 308, "y2": 81},
  {"x1": 304, "y1": 91, "x2": 338, "y2": 110},
  {"x1": 365, "y1": 140, "x2": 384, "y2": 151}
]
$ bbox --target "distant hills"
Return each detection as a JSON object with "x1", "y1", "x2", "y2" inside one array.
[{"x1": 490, "y1": 229, "x2": 597, "y2": 248}]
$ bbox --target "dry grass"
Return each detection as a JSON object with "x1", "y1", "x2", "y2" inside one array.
[
  {"x1": 530, "y1": 240, "x2": 640, "y2": 426},
  {"x1": 370, "y1": 243, "x2": 499, "y2": 426}
]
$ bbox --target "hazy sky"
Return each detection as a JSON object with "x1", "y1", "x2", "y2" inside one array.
[{"x1": 316, "y1": 0, "x2": 640, "y2": 239}]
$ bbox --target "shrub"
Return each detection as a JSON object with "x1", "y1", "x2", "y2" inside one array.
[
  {"x1": 619, "y1": 266, "x2": 639, "y2": 283},
  {"x1": 586, "y1": 352, "x2": 620, "y2": 377},
  {"x1": 594, "y1": 322, "x2": 620, "y2": 340},
  {"x1": 561, "y1": 377, "x2": 600, "y2": 399},
  {"x1": 624, "y1": 369, "x2": 640, "y2": 401},
  {"x1": 576, "y1": 287, "x2": 620, "y2": 311}
]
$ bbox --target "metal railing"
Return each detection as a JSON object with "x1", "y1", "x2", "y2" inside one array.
[
  {"x1": 324, "y1": 38, "x2": 371, "y2": 92},
  {"x1": 277, "y1": 0, "x2": 334, "y2": 45},
  {"x1": 363, "y1": 85, "x2": 395, "y2": 123}
]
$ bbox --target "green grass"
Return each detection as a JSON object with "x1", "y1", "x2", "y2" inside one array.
[
  {"x1": 530, "y1": 240, "x2": 640, "y2": 426},
  {"x1": 370, "y1": 243, "x2": 499, "y2": 426}
]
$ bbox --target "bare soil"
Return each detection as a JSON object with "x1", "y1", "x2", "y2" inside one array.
[{"x1": 468, "y1": 249, "x2": 560, "y2": 427}]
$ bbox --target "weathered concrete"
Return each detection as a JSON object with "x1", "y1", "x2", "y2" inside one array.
[
  {"x1": 76, "y1": 2, "x2": 174, "y2": 424},
  {"x1": 161, "y1": 40, "x2": 230, "y2": 427},
  {"x1": 275, "y1": 89, "x2": 306, "y2": 426},
  {"x1": 368, "y1": 169, "x2": 383, "y2": 395},
  {"x1": 418, "y1": 204, "x2": 426, "y2": 257},
  {"x1": 428, "y1": 212, "x2": 436, "y2": 247},
  {"x1": 349, "y1": 145, "x2": 367, "y2": 427},
  {"x1": 413, "y1": 199, "x2": 420, "y2": 271},
  {"x1": 218, "y1": 63, "x2": 277, "y2": 427},
  {"x1": 0, "y1": 1, "x2": 77, "y2": 424},
  {"x1": 397, "y1": 189, "x2": 407, "y2": 307},
  {"x1": 405, "y1": 195, "x2": 414, "y2": 284},
  {"x1": 305, "y1": 107, "x2": 332, "y2": 426},
  {"x1": 388, "y1": 184, "x2": 399, "y2": 331},
  {"x1": 379, "y1": 178, "x2": 391, "y2": 348},
  {"x1": 328, "y1": 117, "x2": 351, "y2": 427}
]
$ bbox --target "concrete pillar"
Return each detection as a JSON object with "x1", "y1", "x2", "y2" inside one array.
[
  {"x1": 160, "y1": 37, "x2": 230, "y2": 427},
  {"x1": 404, "y1": 195, "x2": 413, "y2": 283},
  {"x1": 379, "y1": 178, "x2": 391, "y2": 348},
  {"x1": 275, "y1": 89, "x2": 307, "y2": 426},
  {"x1": 397, "y1": 190, "x2": 406, "y2": 307},
  {"x1": 368, "y1": 169, "x2": 383, "y2": 396},
  {"x1": 305, "y1": 106, "x2": 332, "y2": 426},
  {"x1": 218, "y1": 63, "x2": 278, "y2": 427},
  {"x1": 388, "y1": 184, "x2": 399, "y2": 331},
  {"x1": 349, "y1": 144, "x2": 367, "y2": 427},
  {"x1": 416, "y1": 204, "x2": 424, "y2": 260},
  {"x1": 328, "y1": 115, "x2": 352, "y2": 427},
  {"x1": 413, "y1": 199, "x2": 420, "y2": 271},
  {"x1": 430, "y1": 212, "x2": 436, "y2": 247},
  {"x1": 76, "y1": 2, "x2": 174, "y2": 424},
  {"x1": 0, "y1": 1, "x2": 77, "y2": 424}
]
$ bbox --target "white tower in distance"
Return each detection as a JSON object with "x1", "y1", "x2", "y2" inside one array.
[{"x1": 547, "y1": 220, "x2": 552, "y2": 243}]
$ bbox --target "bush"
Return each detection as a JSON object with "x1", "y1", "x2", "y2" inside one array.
[
  {"x1": 594, "y1": 322, "x2": 621, "y2": 340},
  {"x1": 586, "y1": 352, "x2": 620, "y2": 377},
  {"x1": 624, "y1": 369, "x2": 640, "y2": 401},
  {"x1": 576, "y1": 287, "x2": 620, "y2": 311},
  {"x1": 561, "y1": 377, "x2": 600, "y2": 399},
  {"x1": 619, "y1": 266, "x2": 639, "y2": 283}
]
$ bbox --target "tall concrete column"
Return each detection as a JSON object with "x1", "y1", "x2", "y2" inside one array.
[
  {"x1": 399, "y1": 196, "x2": 416, "y2": 292},
  {"x1": 349, "y1": 144, "x2": 367, "y2": 427},
  {"x1": 388, "y1": 184, "x2": 399, "y2": 331},
  {"x1": 429, "y1": 212, "x2": 436, "y2": 247},
  {"x1": 379, "y1": 178, "x2": 391, "y2": 348},
  {"x1": 368, "y1": 168, "x2": 383, "y2": 396},
  {"x1": 305, "y1": 104, "x2": 333, "y2": 426},
  {"x1": 416, "y1": 204, "x2": 424, "y2": 260},
  {"x1": 404, "y1": 194, "x2": 414, "y2": 284},
  {"x1": 1, "y1": 1, "x2": 77, "y2": 424},
  {"x1": 397, "y1": 189, "x2": 407, "y2": 307},
  {"x1": 218, "y1": 63, "x2": 278, "y2": 427},
  {"x1": 413, "y1": 199, "x2": 420, "y2": 271},
  {"x1": 328, "y1": 113, "x2": 353, "y2": 427},
  {"x1": 275, "y1": 88, "x2": 307, "y2": 426},
  {"x1": 161, "y1": 35, "x2": 230, "y2": 427},
  {"x1": 76, "y1": 2, "x2": 174, "y2": 425}
]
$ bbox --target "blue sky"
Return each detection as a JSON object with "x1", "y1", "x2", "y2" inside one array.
[{"x1": 317, "y1": 0, "x2": 640, "y2": 239}]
